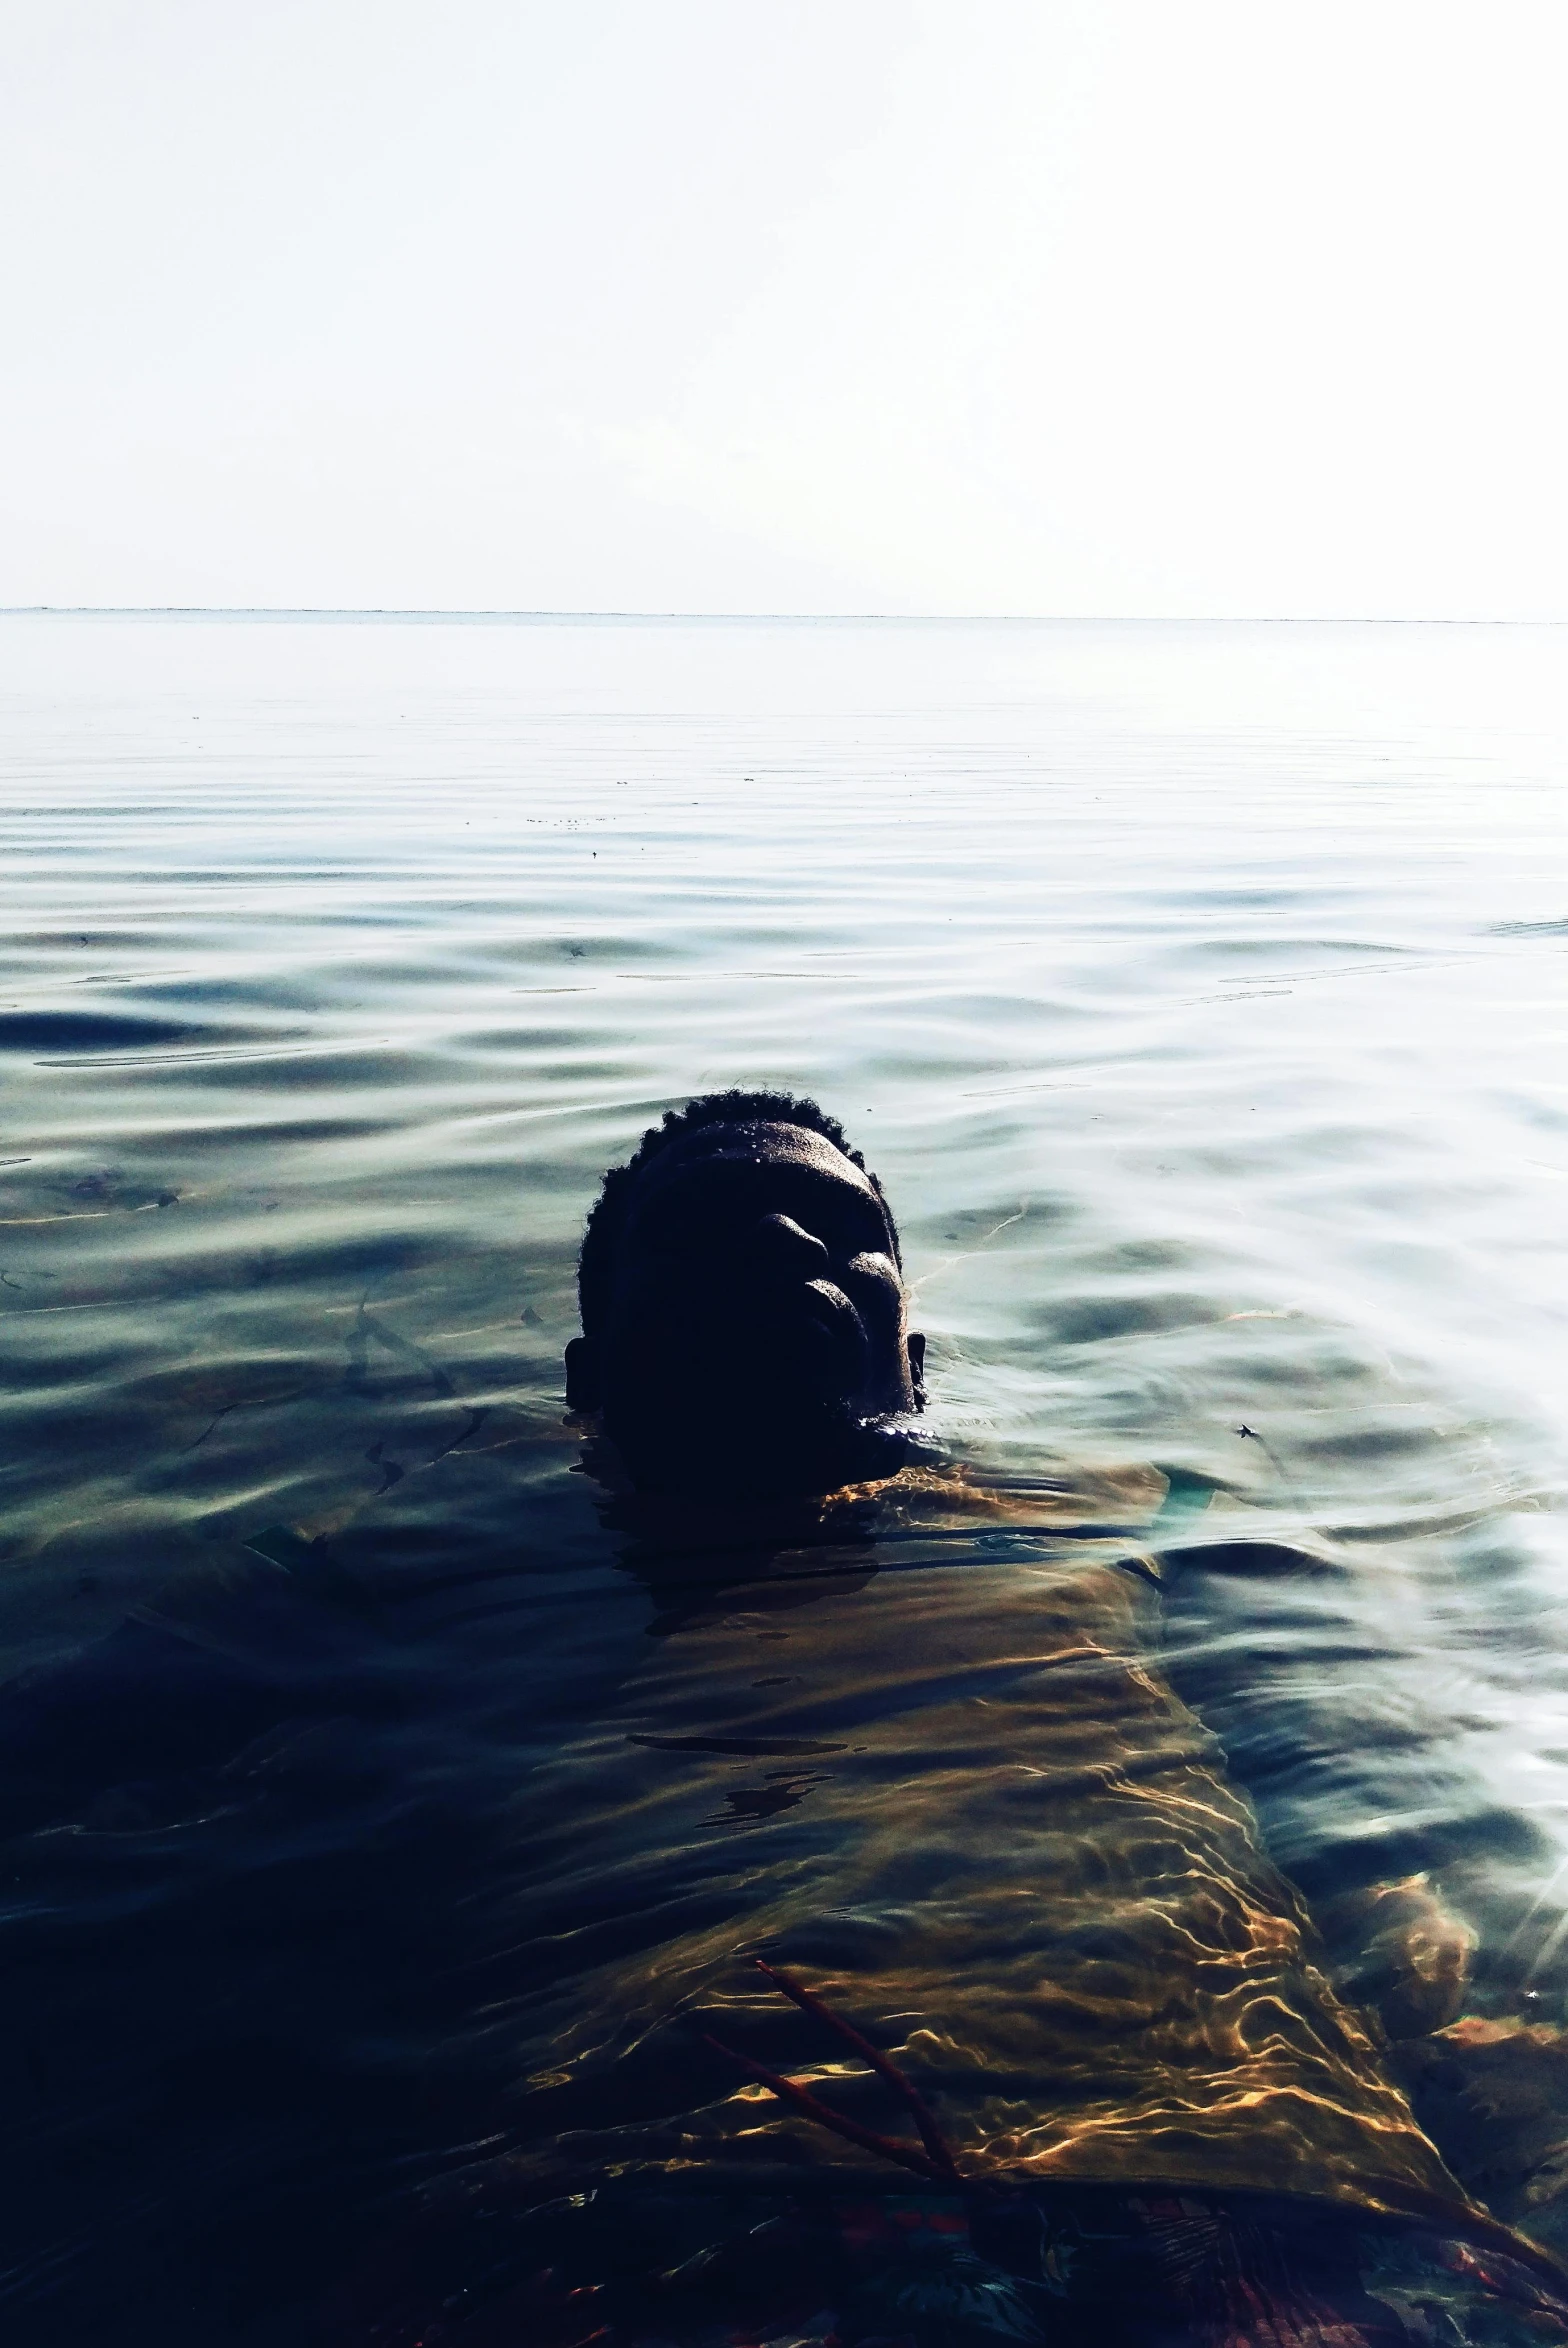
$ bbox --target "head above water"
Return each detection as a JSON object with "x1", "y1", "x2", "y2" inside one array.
[{"x1": 567, "y1": 1091, "x2": 925, "y2": 1496}]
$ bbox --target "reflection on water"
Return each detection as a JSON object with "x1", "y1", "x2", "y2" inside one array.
[
  {"x1": 2, "y1": 615, "x2": 1567, "y2": 2341},
  {"x1": 501, "y1": 1477, "x2": 1458, "y2": 2207}
]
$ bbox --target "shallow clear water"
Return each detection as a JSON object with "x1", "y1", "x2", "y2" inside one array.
[{"x1": 2, "y1": 614, "x2": 1567, "y2": 2341}]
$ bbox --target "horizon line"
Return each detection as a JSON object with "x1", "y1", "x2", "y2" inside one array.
[{"x1": 2, "y1": 605, "x2": 1564, "y2": 627}]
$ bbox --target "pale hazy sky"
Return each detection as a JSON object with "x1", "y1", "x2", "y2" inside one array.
[{"x1": 5, "y1": 2, "x2": 1566, "y2": 615}]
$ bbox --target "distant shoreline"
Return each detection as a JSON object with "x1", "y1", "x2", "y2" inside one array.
[{"x1": 1, "y1": 608, "x2": 1562, "y2": 627}]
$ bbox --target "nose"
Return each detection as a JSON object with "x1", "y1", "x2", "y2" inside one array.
[{"x1": 746, "y1": 1212, "x2": 831, "y2": 1278}]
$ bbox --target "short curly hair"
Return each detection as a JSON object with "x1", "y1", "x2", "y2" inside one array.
[{"x1": 577, "y1": 1089, "x2": 896, "y2": 1338}]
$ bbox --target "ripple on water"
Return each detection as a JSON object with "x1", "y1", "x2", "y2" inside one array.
[{"x1": 3, "y1": 615, "x2": 1568, "y2": 2341}]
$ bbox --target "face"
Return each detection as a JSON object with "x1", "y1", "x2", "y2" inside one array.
[{"x1": 567, "y1": 1121, "x2": 925, "y2": 1495}]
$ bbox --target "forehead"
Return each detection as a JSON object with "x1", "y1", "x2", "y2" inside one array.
[{"x1": 628, "y1": 1120, "x2": 886, "y2": 1218}]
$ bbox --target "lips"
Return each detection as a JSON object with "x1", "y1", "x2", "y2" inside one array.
[{"x1": 795, "y1": 1278, "x2": 871, "y2": 1393}]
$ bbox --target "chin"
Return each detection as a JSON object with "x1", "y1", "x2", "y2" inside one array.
[{"x1": 608, "y1": 1397, "x2": 916, "y2": 1499}]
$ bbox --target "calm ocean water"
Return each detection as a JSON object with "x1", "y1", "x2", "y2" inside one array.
[{"x1": 3, "y1": 613, "x2": 1567, "y2": 2341}]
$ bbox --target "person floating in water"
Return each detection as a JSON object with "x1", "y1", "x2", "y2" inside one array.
[
  {"x1": 565, "y1": 1090, "x2": 926, "y2": 1499},
  {"x1": 495, "y1": 1092, "x2": 1568, "y2": 2348}
]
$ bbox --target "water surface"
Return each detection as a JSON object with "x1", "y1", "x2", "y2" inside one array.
[{"x1": 2, "y1": 615, "x2": 1567, "y2": 2341}]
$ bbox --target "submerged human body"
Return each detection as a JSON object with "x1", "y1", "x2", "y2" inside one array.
[{"x1": 517, "y1": 1094, "x2": 1568, "y2": 2346}]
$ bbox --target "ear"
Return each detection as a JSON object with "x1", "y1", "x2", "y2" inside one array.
[
  {"x1": 564, "y1": 1336, "x2": 601, "y2": 1413},
  {"x1": 906, "y1": 1329, "x2": 926, "y2": 1409}
]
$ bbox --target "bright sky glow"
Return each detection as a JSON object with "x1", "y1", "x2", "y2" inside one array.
[{"x1": 5, "y1": 1, "x2": 1566, "y2": 614}]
